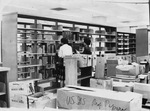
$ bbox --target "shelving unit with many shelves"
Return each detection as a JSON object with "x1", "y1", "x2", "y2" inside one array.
[
  {"x1": 2, "y1": 13, "x2": 61, "y2": 84},
  {"x1": 94, "y1": 27, "x2": 117, "y2": 55},
  {"x1": 2, "y1": 12, "x2": 117, "y2": 84},
  {"x1": 17, "y1": 23, "x2": 61, "y2": 81},
  {"x1": 129, "y1": 33, "x2": 136, "y2": 54},
  {"x1": 117, "y1": 32, "x2": 136, "y2": 55}
]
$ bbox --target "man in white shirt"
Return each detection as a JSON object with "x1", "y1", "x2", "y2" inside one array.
[
  {"x1": 57, "y1": 38, "x2": 73, "y2": 87},
  {"x1": 58, "y1": 38, "x2": 73, "y2": 58}
]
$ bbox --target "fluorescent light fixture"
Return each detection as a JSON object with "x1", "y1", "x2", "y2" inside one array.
[
  {"x1": 51, "y1": 7, "x2": 67, "y2": 11},
  {"x1": 121, "y1": 21, "x2": 130, "y2": 23},
  {"x1": 92, "y1": 15, "x2": 106, "y2": 18}
]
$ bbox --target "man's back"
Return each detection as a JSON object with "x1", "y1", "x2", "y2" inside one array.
[{"x1": 58, "y1": 44, "x2": 73, "y2": 58}]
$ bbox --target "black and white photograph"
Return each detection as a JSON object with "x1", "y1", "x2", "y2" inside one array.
[{"x1": 0, "y1": 0, "x2": 150, "y2": 111}]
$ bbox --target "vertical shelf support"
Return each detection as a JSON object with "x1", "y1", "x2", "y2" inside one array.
[{"x1": 64, "y1": 56, "x2": 78, "y2": 86}]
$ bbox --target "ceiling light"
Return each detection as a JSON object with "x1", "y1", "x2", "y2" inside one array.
[
  {"x1": 92, "y1": 15, "x2": 106, "y2": 18},
  {"x1": 51, "y1": 7, "x2": 67, "y2": 11},
  {"x1": 121, "y1": 21, "x2": 130, "y2": 23}
]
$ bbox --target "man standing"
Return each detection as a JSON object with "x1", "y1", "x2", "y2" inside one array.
[
  {"x1": 58, "y1": 38, "x2": 73, "y2": 58},
  {"x1": 80, "y1": 37, "x2": 92, "y2": 87},
  {"x1": 57, "y1": 38, "x2": 73, "y2": 87}
]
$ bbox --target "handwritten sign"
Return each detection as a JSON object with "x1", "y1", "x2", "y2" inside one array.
[
  {"x1": 57, "y1": 87, "x2": 142, "y2": 111},
  {"x1": 64, "y1": 95, "x2": 127, "y2": 111},
  {"x1": 66, "y1": 96, "x2": 86, "y2": 106}
]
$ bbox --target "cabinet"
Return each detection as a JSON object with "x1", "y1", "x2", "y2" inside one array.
[
  {"x1": 136, "y1": 28, "x2": 149, "y2": 57},
  {"x1": 0, "y1": 67, "x2": 10, "y2": 107},
  {"x1": 117, "y1": 32, "x2": 136, "y2": 55}
]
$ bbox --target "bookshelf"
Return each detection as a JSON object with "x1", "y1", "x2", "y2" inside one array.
[
  {"x1": 2, "y1": 12, "x2": 117, "y2": 83},
  {"x1": 117, "y1": 32, "x2": 136, "y2": 55}
]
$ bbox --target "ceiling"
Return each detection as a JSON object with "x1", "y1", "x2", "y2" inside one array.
[{"x1": 0, "y1": 0, "x2": 149, "y2": 29}]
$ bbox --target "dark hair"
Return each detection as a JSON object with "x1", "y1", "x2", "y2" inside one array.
[
  {"x1": 84, "y1": 37, "x2": 91, "y2": 45},
  {"x1": 61, "y1": 38, "x2": 68, "y2": 44}
]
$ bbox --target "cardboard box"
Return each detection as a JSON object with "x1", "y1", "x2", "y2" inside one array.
[
  {"x1": 10, "y1": 92, "x2": 56, "y2": 109},
  {"x1": 136, "y1": 56, "x2": 149, "y2": 64},
  {"x1": 139, "y1": 65, "x2": 145, "y2": 74},
  {"x1": 57, "y1": 85, "x2": 142, "y2": 111},
  {"x1": 9, "y1": 94, "x2": 28, "y2": 108},
  {"x1": 105, "y1": 53, "x2": 116, "y2": 60},
  {"x1": 138, "y1": 74, "x2": 148, "y2": 83},
  {"x1": 117, "y1": 55, "x2": 132, "y2": 64},
  {"x1": 140, "y1": 61, "x2": 149, "y2": 73},
  {"x1": 28, "y1": 92, "x2": 56, "y2": 109},
  {"x1": 9, "y1": 79, "x2": 39, "y2": 96},
  {"x1": 90, "y1": 78, "x2": 113, "y2": 90},
  {"x1": 117, "y1": 56, "x2": 129, "y2": 65},
  {"x1": 134, "y1": 83, "x2": 150, "y2": 99},
  {"x1": 113, "y1": 81, "x2": 134, "y2": 92}
]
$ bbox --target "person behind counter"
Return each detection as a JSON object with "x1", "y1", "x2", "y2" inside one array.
[
  {"x1": 58, "y1": 38, "x2": 73, "y2": 58},
  {"x1": 82, "y1": 37, "x2": 92, "y2": 55},
  {"x1": 57, "y1": 38, "x2": 73, "y2": 87},
  {"x1": 80, "y1": 37, "x2": 92, "y2": 87}
]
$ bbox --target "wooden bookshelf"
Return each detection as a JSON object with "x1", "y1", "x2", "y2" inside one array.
[{"x1": 117, "y1": 32, "x2": 136, "y2": 55}]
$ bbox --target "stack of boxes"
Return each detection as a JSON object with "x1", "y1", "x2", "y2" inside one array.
[
  {"x1": 9, "y1": 79, "x2": 56, "y2": 109},
  {"x1": 89, "y1": 54, "x2": 150, "y2": 108},
  {"x1": 9, "y1": 79, "x2": 37, "y2": 108},
  {"x1": 113, "y1": 81, "x2": 134, "y2": 92},
  {"x1": 90, "y1": 55, "x2": 113, "y2": 90}
]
